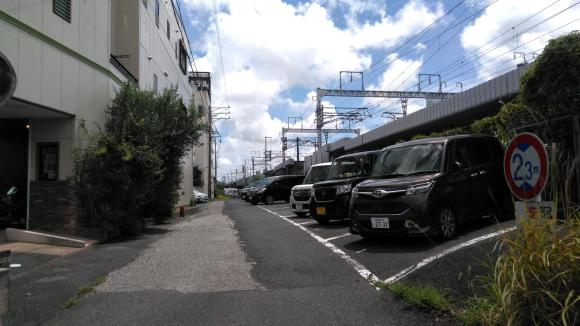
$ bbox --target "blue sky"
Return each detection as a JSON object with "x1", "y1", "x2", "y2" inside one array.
[{"x1": 178, "y1": 0, "x2": 580, "y2": 180}]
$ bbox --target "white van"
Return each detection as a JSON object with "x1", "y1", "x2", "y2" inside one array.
[{"x1": 289, "y1": 162, "x2": 332, "y2": 217}]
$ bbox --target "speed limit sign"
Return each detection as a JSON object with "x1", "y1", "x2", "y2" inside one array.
[{"x1": 504, "y1": 133, "x2": 549, "y2": 201}]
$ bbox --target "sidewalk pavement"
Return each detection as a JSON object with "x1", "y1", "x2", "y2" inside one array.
[{"x1": 1, "y1": 203, "x2": 207, "y2": 326}]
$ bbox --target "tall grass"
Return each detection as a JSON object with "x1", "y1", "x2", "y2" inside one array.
[{"x1": 462, "y1": 217, "x2": 579, "y2": 325}]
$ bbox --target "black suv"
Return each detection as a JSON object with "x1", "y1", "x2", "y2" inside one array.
[
  {"x1": 349, "y1": 135, "x2": 514, "y2": 241},
  {"x1": 310, "y1": 150, "x2": 381, "y2": 224},
  {"x1": 249, "y1": 175, "x2": 304, "y2": 205}
]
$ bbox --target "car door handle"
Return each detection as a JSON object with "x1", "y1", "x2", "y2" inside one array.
[
  {"x1": 479, "y1": 170, "x2": 488, "y2": 176},
  {"x1": 470, "y1": 172, "x2": 479, "y2": 177}
]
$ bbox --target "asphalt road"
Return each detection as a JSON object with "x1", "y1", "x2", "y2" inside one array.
[{"x1": 40, "y1": 199, "x2": 514, "y2": 325}]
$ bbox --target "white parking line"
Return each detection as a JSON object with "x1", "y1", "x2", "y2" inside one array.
[
  {"x1": 258, "y1": 206, "x2": 381, "y2": 289},
  {"x1": 356, "y1": 248, "x2": 367, "y2": 254},
  {"x1": 297, "y1": 221, "x2": 315, "y2": 225},
  {"x1": 324, "y1": 233, "x2": 351, "y2": 242},
  {"x1": 383, "y1": 226, "x2": 517, "y2": 284}
]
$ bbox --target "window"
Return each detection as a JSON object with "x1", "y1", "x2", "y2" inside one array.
[
  {"x1": 167, "y1": 20, "x2": 170, "y2": 40},
  {"x1": 53, "y1": 0, "x2": 71, "y2": 23},
  {"x1": 155, "y1": 0, "x2": 160, "y2": 28},
  {"x1": 453, "y1": 141, "x2": 473, "y2": 168},
  {"x1": 153, "y1": 73, "x2": 158, "y2": 93},
  {"x1": 175, "y1": 41, "x2": 179, "y2": 58},
  {"x1": 469, "y1": 140, "x2": 493, "y2": 166},
  {"x1": 38, "y1": 143, "x2": 59, "y2": 181},
  {"x1": 198, "y1": 105, "x2": 204, "y2": 116},
  {"x1": 143, "y1": 0, "x2": 148, "y2": 8},
  {"x1": 178, "y1": 40, "x2": 188, "y2": 74}
]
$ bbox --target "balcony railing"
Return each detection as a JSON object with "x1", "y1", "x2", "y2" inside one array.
[{"x1": 109, "y1": 55, "x2": 138, "y2": 85}]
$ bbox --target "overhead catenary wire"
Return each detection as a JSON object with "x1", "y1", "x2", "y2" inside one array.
[{"x1": 212, "y1": 0, "x2": 230, "y2": 107}]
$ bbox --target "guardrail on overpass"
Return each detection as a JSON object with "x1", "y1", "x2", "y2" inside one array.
[{"x1": 305, "y1": 64, "x2": 529, "y2": 170}]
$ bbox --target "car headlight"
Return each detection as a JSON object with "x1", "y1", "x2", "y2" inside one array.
[
  {"x1": 258, "y1": 188, "x2": 266, "y2": 194},
  {"x1": 336, "y1": 184, "x2": 352, "y2": 195},
  {"x1": 406, "y1": 182, "x2": 433, "y2": 195}
]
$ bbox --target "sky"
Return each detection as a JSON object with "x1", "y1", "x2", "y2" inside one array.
[{"x1": 177, "y1": 0, "x2": 580, "y2": 182}]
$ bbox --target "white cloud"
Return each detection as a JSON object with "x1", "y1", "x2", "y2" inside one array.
[
  {"x1": 459, "y1": 0, "x2": 580, "y2": 83},
  {"x1": 181, "y1": 0, "x2": 444, "y2": 178}
]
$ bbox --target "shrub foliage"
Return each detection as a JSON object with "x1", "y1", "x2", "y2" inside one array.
[{"x1": 75, "y1": 84, "x2": 205, "y2": 238}]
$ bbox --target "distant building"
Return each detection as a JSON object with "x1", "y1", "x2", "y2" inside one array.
[{"x1": 0, "y1": 0, "x2": 210, "y2": 235}]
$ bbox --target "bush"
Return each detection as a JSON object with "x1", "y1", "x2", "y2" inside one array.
[
  {"x1": 75, "y1": 84, "x2": 205, "y2": 237},
  {"x1": 462, "y1": 218, "x2": 579, "y2": 325}
]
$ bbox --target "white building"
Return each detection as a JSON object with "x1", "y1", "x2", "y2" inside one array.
[{"x1": 0, "y1": 0, "x2": 211, "y2": 235}]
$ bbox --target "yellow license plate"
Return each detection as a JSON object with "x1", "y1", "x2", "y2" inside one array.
[{"x1": 316, "y1": 207, "x2": 326, "y2": 215}]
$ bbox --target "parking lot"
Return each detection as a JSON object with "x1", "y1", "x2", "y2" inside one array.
[{"x1": 241, "y1": 199, "x2": 516, "y2": 287}]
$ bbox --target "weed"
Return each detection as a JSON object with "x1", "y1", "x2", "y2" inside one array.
[
  {"x1": 63, "y1": 297, "x2": 79, "y2": 309},
  {"x1": 460, "y1": 218, "x2": 579, "y2": 325},
  {"x1": 386, "y1": 282, "x2": 451, "y2": 314},
  {"x1": 63, "y1": 276, "x2": 107, "y2": 309}
]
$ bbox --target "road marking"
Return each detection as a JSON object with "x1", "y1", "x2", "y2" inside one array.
[
  {"x1": 324, "y1": 233, "x2": 351, "y2": 242},
  {"x1": 297, "y1": 221, "x2": 315, "y2": 225},
  {"x1": 258, "y1": 206, "x2": 381, "y2": 290},
  {"x1": 356, "y1": 248, "x2": 367, "y2": 254},
  {"x1": 383, "y1": 226, "x2": 517, "y2": 284}
]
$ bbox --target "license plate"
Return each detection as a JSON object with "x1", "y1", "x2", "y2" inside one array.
[
  {"x1": 316, "y1": 207, "x2": 326, "y2": 215},
  {"x1": 296, "y1": 204, "x2": 302, "y2": 210},
  {"x1": 249, "y1": 196, "x2": 252, "y2": 200},
  {"x1": 371, "y1": 217, "x2": 389, "y2": 229}
]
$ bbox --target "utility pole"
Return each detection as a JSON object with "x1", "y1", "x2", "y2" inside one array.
[
  {"x1": 296, "y1": 137, "x2": 300, "y2": 162},
  {"x1": 264, "y1": 136, "x2": 272, "y2": 172}
]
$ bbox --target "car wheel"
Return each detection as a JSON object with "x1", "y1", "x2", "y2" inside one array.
[
  {"x1": 313, "y1": 215, "x2": 329, "y2": 224},
  {"x1": 295, "y1": 212, "x2": 307, "y2": 217},
  {"x1": 264, "y1": 194, "x2": 274, "y2": 205},
  {"x1": 436, "y1": 206, "x2": 457, "y2": 241}
]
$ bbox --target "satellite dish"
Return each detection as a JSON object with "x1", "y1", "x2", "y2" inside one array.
[{"x1": 0, "y1": 50, "x2": 17, "y2": 107}]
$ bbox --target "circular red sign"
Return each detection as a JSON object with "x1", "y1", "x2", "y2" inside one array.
[{"x1": 504, "y1": 133, "x2": 549, "y2": 201}]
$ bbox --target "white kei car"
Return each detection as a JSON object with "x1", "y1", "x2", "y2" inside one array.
[{"x1": 289, "y1": 162, "x2": 332, "y2": 217}]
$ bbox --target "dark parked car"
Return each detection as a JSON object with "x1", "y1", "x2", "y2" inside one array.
[
  {"x1": 240, "y1": 181, "x2": 259, "y2": 201},
  {"x1": 310, "y1": 150, "x2": 381, "y2": 224},
  {"x1": 349, "y1": 135, "x2": 514, "y2": 241},
  {"x1": 249, "y1": 175, "x2": 304, "y2": 205}
]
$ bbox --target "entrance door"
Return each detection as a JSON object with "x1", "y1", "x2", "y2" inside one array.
[{"x1": 0, "y1": 119, "x2": 28, "y2": 227}]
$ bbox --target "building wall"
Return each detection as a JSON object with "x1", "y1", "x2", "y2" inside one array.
[
  {"x1": 135, "y1": 0, "x2": 197, "y2": 205},
  {"x1": 0, "y1": 1, "x2": 127, "y2": 182},
  {"x1": 138, "y1": 0, "x2": 192, "y2": 102},
  {"x1": 191, "y1": 87, "x2": 211, "y2": 197},
  {"x1": 0, "y1": 1, "x2": 205, "y2": 232}
]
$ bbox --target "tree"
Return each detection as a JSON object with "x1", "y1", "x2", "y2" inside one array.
[
  {"x1": 76, "y1": 84, "x2": 205, "y2": 238},
  {"x1": 520, "y1": 31, "x2": 580, "y2": 117}
]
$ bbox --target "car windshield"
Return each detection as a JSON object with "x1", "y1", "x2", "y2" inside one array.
[
  {"x1": 327, "y1": 156, "x2": 364, "y2": 180},
  {"x1": 303, "y1": 165, "x2": 331, "y2": 184},
  {"x1": 256, "y1": 177, "x2": 276, "y2": 187},
  {"x1": 372, "y1": 143, "x2": 443, "y2": 178}
]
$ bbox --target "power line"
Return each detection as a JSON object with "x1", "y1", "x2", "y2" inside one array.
[{"x1": 212, "y1": 0, "x2": 230, "y2": 106}]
